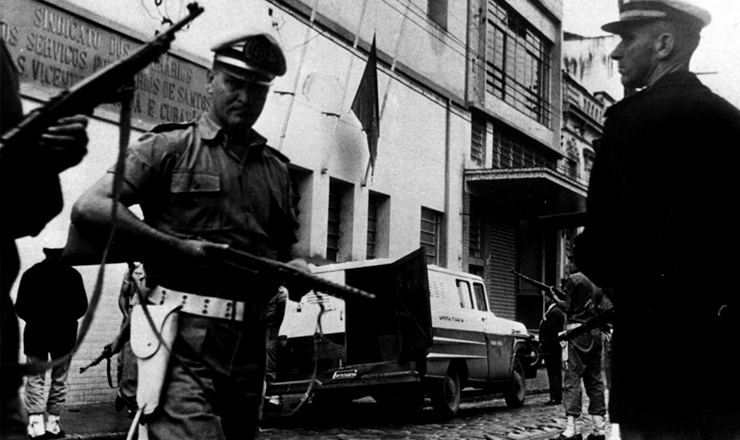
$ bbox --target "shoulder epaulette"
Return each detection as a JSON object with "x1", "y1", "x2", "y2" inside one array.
[
  {"x1": 150, "y1": 119, "x2": 197, "y2": 133},
  {"x1": 264, "y1": 145, "x2": 291, "y2": 164}
]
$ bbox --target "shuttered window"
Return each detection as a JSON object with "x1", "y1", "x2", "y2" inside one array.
[
  {"x1": 471, "y1": 111, "x2": 486, "y2": 166},
  {"x1": 487, "y1": 215, "x2": 517, "y2": 320},
  {"x1": 367, "y1": 192, "x2": 379, "y2": 259},
  {"x1": 327, "y1": 183, "x2": 341, "y2": 262},
  {"x1": 420, "y1": 207, "x2": 442, "y2": 265}
]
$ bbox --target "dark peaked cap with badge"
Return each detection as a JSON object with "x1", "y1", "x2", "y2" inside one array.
[
  {"x1": 601, "y1": 0, "x2": 711, "y2": 34},
  {"x1": 211, "y1": 32, "x2": 287, "y2": 85}
]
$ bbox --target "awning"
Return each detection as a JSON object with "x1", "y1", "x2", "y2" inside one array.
[{"x1": 465, "y1": 167, "x2": 588, "y2": 223}]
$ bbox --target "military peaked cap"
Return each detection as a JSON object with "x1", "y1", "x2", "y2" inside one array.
[
  {"x1": 601, "y1": 0, "x2": 711, "y2": 34},
  {"x1": 211, "y1": 32, "x2": 287, "y2": 85}
]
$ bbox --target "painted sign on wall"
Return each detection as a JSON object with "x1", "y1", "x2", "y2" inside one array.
[{"x1": 1, "y1": 0, "x2": 211, "y2": 129}]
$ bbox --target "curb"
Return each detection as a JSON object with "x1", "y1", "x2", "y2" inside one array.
[{"x1": 60, "y1": 434, "x2": 127, "y2": 440}]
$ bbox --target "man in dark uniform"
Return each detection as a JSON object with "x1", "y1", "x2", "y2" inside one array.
[
  {"x1": 575, "y1": 1, "x2": 740, "y2": 438},
  {"x1": 1, "y1": 38, "x2": 89, "y2": 440},
  {"x1": 71, "y1": 32, "x2": 308, "y2": 440},
  {"x1": 548, "y1": 259, "x2": 606, "y2": 440},
  {"x1": 539, "y1": 294, "x2": 565, "y2": 405}
]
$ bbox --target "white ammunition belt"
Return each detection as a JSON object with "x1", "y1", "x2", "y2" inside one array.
[{"x1": 148, "y1": 286, "x2": 246, "y2": 321}]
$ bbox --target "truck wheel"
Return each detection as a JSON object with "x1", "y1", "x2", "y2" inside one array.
[
  {"x1": 430, "y1": 365, "x2": 461, "y2": 417},
  {"x1": 503, "y1": 359, "x2": 526, "y2": 408}
]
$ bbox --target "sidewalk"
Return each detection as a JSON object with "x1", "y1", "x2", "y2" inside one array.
[{"x1": 59, "y1": 401, "x2": 132, "y2": 440}]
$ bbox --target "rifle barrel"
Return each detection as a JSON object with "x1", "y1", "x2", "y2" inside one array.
[
  {"x1": 1, "y1": 3, "x2": 204, "y2": 153},
  {"x1": 209, "y1": 247, "x2": 375, "y2": 301},
  {"x1": 511, "y1": 270, "x2": 566, "y2": 301}
]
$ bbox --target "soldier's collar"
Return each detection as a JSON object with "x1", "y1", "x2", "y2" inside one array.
[{"x1": 198, "y1": 113, "x2": 267, "y2": 150}]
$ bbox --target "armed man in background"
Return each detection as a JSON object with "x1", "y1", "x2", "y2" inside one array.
[
  {"x1": 1, "y1": 38, "x2": 89, "y2": 440},
  {"x1": 548, "y1": 257, "x2": 606, "y2": 440},
  {"x1": 575, "y1": 0, "x2": 740, "y2": 438},
  {"x1": 71, "y1": 32, "x2": 309, "y2": 440}
]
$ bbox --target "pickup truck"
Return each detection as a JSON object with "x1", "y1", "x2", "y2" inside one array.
[{"x1": 269, "y1": 248, "x2": 539, "y2": 416}]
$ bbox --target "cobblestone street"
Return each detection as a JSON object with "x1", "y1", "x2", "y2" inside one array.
[{"x1": 259, "y1": 392, "x2": 614, "y2": 440}]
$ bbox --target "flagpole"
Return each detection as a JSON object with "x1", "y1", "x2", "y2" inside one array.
[
  {"x1": 350, "y1": 35, "x2": 380, "y2": 186},
  {"x1": 361, "y1": 159, "x2": 372, "y2": 187}
]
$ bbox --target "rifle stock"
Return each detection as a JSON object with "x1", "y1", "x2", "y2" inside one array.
[
  {"x1": 511, "y1": 270, "x2": 566, "y2": 301},
  {"x1": 0, "y1": 3, "x2": 204, "y2": 156},
  {"x1": 205, "y1": 247, "x2": 375, "y2": 301}
]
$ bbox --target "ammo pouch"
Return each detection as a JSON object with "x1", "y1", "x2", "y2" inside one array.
[{"x1": 130, "y1": 303, "x2": 180, "y2": 416}]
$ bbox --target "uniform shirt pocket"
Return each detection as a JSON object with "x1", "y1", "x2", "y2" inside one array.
[{"x1": 164, "y1": 172, "x2": 222, "y2": 232}]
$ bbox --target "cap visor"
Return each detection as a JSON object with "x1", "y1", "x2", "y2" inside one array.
[
  {"x1": 601, "y1": 18, "x2": 654, "y2": 34},
  {"x1": 215, "y1": 62, "x2": 272, "y2": 85}
]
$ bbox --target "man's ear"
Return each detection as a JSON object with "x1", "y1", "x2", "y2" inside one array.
[
  {"x1": 655, "y1": 32, "x2": 675, "y2": 60},
  {"x1": 206, "y1": 69, "x2": 215, "y2": 93}
]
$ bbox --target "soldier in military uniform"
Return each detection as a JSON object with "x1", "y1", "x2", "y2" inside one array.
[{"x1": 71, "y1": 32, "x2": 308, "y2": 440}]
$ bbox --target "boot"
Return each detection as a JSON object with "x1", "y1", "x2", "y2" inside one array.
[
  {"x1": 27, "y1": 413, "x2": 45, "y2": 438},
  {"x1": 44, "y1": 414, "x2": 65, "y2": 439},
  {"x1": 587, "y1": 414, "x2": 606, "y2": 440},
  {"x1": 554, "y1": 415, "x2": 583, "y2": 440},
  {"x1": 608, "y1": 423, "x2": 622, "y2": 440}
]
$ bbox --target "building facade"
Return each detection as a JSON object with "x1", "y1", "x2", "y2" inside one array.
[{"x1": 2, "y1": 0, "x2": 598, "y2": 405}]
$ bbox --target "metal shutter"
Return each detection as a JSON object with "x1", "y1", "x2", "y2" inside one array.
[{"x1": 486, "y1": 215, "x2": 517, "y2": 320}]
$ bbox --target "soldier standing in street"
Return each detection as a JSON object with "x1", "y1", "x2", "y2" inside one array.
[
  {"x1": 548, "y1": 258, "x2": 607, "y2": 440},
  {"x1": 539, "y1": 293, "x2": 565, "y2": 406},
  {"x1": 575, "y1": 0, "x2": 740, "y2": 438},
  {"x1": 71, "y1": 32, "x2": 309, "y2": 440}
]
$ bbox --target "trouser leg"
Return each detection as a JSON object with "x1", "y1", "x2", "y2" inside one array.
[
  {"x1": 118, "y1": 340, "x2": 138, "y2": 410},
  {"x1": 220, "y1": 318, "x2": 266, "y2": 440},
  {"x1": 46, "y1": 355, "x2": 71, "y2": 416},
  {"x1": 24, "y1": 353, "x2": 48, "y2": 415},
  {"x1": 546, "y1": 351, "x2": 563, "y2": 402},
  {"x1": 584, "y1": 338, "x2": 606, "y2": 417},
  {"x1": 562, "y1": 366, "x2": 582, "y2": 416},
  {"x1": 146, "y1": 338, "x2": 224, "y2": 440}
]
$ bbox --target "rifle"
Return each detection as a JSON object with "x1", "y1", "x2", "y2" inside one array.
[
  {"x1": 204, "y1": 247, "x2": 376, "y2": 301},
  {"x1": 79, "y1": 319, "x2": 130, "y2": 388},
  {"x1": 79, "y1": 344, "x2": 115, "y2": 387},
  {"x1": 0, "y1": 3, "x2": 205, "y2": 156},
  {"x1": 540, "y1": 308, "x2": 614, "y2": 346},
  {"x1": 511, "y1": 270, "x2": 566, "y2": 301}
]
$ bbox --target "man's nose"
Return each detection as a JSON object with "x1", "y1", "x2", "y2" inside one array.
[
  {"x1": 610, "y1": 45, "x2": 622, "y2": 60},
  {"x1": 234, "y1": 86, "x2": 251, "y2": 102}
]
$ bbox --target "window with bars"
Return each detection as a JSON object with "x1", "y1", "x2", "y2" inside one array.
[
  {"x1": 327, "y1": 181, "x2": 342, "y2": 262},
  {"x1": 469, "y1": 205, "x2": 484, "y2": 259},
  {"x1": 491, "y1": 122, "x2": 554, "y2": 170},
  {"x1": 485, "y1": 0, "x2": 552, "y2": 127},
  {"x1": 420, "y1": 207, "x2": 442, "y2": 265},
  {"x1": 471, "y1": 111, "x2": 486, "y2": 166},
  {"x1": 367, "y1": 192, "x2": 379, "y2": 259}
]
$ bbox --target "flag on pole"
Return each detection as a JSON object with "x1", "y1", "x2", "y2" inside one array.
[{"x1": 351, "y1": 36, "x2": 380, "y2": 170}]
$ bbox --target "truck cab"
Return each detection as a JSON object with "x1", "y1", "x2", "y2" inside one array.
[{"x1": 270, "y1": 248, "x2": 538, "y2": 416}]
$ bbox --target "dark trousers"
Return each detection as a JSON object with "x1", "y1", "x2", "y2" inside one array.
[
  {"x1": 544, "y1": 347, "x2": 563, "y2": 403},
  {"x1": 147, "y1": 310, "x2": 267, "y2": 440},
  {"x1": 563, "y1": 331, "x2": 606, "y2": 417}
]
